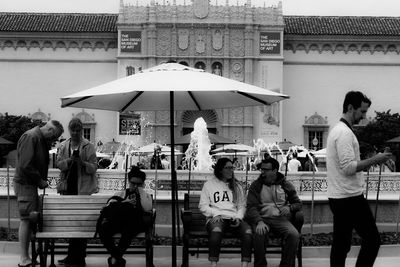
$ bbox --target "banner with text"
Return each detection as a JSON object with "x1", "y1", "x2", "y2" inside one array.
[
  {"x1": 119, "y1": 113, "x2": 141, "y2": 135},
  {"x1": 259, "y1": 32, "x2": 281, "y2": 55},
  {"x1": 120, "y1": 31, "x2": 142, "y2": 53}
]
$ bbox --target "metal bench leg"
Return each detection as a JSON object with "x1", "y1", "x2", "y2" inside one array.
[
  {"x1": 181, "y1": 235, "x2": 189, "y2": 267},
  {"x1": 297, "y1": 236, "x2": 303, "y2": 267},
  {"x1": 49, "y1": 239, "x2": 56, "y2": 267}
]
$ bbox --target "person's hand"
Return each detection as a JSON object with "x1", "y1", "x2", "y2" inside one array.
[
  {"x1": 38, "y1": 179, "x2": 48, "y2": 189},
  {"x1": 373, "y1": 152, "x2": 392, "y2": 165},
  {"x1": 280, "y1": 205, "x2": 291, "y2": 217},
  {"x1": 209, "y1": 215, "x2": 223, "y2": 224},
  {"x1": 255, "y1": 220, "x2": 269, "y2": 235}
]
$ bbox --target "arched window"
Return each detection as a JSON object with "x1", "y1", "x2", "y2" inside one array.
[
  {"x1": 126, "y1": 66, "x2": 135, "y2": 76},
  {"x1": 303, "y1": 112, "x2": 329, "y2": 150},
  {"x1": 194, "y1": 61, "x2": 206, "y2": 70}
]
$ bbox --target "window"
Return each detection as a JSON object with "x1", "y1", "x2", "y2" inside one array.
[
  {"x1": 308, "y1": 131, "x2": 323, "y2": 150},
  {"x1": 126, "y1": 66, "x2": 135, "y2": 76},
  {"x1": 83, "y1": 128, "x2": 91, "y2": 141},
  {"x1": 303, "y1": 112, "x2": 329, "y2": 150}
]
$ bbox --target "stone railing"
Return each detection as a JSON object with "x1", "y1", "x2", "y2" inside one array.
[{"x1": 1, "y1": 168, "x2": 400, "y2": 200}]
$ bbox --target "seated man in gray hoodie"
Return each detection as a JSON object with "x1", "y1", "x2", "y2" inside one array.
[{"x1": 246, "y1": 157, "x2": 303, "y2": 267}]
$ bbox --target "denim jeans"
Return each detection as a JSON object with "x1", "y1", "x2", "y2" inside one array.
[
  {"x1": 329, "y1": 194, "x2": 380, "y2": 267},
  {"x1": 206, "y1": 219, "x2": 252, "y2": 262},
  {"x1": 253, "y1": 216, "x2": 299, "y2": 267}
]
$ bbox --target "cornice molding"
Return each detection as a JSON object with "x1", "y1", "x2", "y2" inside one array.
[
  {"x1": 0, "y1": 38, "x2": 117, "y2": 51},
  {"x1": 284, "y1": 40, "x2": 400, "y2": 55}
]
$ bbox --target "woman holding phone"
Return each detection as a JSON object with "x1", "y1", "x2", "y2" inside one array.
[{"x1": 56, "y1": 117, "x2": 98, "y2": 267}]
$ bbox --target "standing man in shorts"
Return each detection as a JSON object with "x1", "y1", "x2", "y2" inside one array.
[{"x1": 13, "y1": 120, "x2": 64, "y2": 267}]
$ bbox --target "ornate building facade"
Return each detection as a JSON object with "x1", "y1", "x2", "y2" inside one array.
[
  {"x1": 1, "y1": 1, "x2": 400, "y2": 150},
  {"x1": 115, "y1": 0, "x2": 285, "y2": 146}
]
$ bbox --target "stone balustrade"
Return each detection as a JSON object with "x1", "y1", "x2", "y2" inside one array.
[{"x1": 1, "y1": 168, "x2": 400, "y2": 200}]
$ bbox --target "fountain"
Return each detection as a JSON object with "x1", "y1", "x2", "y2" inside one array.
[{"x1": 185, "y1": 117, "x2": 213, "y2": 171}]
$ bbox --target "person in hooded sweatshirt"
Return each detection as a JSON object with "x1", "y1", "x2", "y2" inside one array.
[
  {"x1": 199, "y1": 158, "x2": 252, "y2": 267},
  {"x1": 246, "y1": 157, "x2": 302, "y2": 267}
]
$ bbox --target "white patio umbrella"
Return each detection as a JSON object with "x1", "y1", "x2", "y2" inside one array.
[
  {"x1": 211, "y1": 143, "x2": 256, "y2": 154},
  {"x1": 61, "y1": 62, "x2": 289, "y2": 266}
]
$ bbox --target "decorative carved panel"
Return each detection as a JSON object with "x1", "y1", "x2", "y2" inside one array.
[
  {"x1": 229, "y1": 107, "x2": 244, "y2": 124},
  {"x1": 156, "y1": 29, "x2": 172, "y2": 56}
]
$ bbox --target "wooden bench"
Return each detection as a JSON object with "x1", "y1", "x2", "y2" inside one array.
[
  {"x1": 181, "y1": 193, "x2": 303, "y2": 267},
  {"x1": 32, "y1": 194, "x2": 155, "y2": 267}
]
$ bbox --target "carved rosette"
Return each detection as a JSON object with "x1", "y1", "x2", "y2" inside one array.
[{"x1": 231, "y1": 61, "x2": 244, "y2": 82}]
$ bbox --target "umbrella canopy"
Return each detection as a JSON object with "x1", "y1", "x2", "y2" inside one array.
[
  {"x1": 173, "y1": 133, "x2": 235, "y2": 145},
  {"x1": 313, "y1": 148, "x2": 326, "y2": 158},
  {"x1": 60, "y1": 62, "x2": 289, "y2": 267},
  {"x1": 61, "y1": 63, "x2": 288, "y2": 111},
  {"x1": 138, "y1": 143, "x2": 179, "y2": 154},
  {"x1": 0, "y1": 136, "x2": 13, "y2": 145},
  {"x1": 211, "y1": 143, "x2": 256, "y2": 154},
  {"x1": 386, "y1": 136, "x2": 400, "y2": 143},
  {"x1": 268, "y1": 140, "x2": 298, "y2": 155},
  {"x1": 213, "y1": 151, "x2": 254, "y2": 157}
]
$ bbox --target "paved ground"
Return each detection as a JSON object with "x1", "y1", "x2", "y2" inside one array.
[
  {"x1": 1, "y1": 242, "x2": 400, "y2": 267},
  {"x1": 2, "y1": 254, "x2": 400, "y2": 267}
]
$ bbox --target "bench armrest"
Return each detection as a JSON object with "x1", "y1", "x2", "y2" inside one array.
[
  {"x1": 181, "y1": 209, "x2": 193, "y2": 227},
  {"x1": 143, "y1": 209, "x2": 156, "y2": 227}
]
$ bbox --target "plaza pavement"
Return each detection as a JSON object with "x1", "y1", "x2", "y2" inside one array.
[{"x1": 1, "y1": 242, "x2": 400, "y2": 267}]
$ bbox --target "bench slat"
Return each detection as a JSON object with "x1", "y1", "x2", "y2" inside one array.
[
  {"x1": 42, "y1": 215, "x2": 99, "y2": 221},
  {"x1": 43, "y1": 210, "x2": 100, "y2": 215},
  {"x1": 42, "y1": 226, "x2": 96, "y2": 232},
  {"x1": 43, "y1": 203, "x2": 105, "y2": 210}
]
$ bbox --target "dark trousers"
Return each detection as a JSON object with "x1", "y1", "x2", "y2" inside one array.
[
  {"x1": 206, "y1": 219, "x2": 252, "y2": 262},
  {"x1": 253, "y1": 216, "x2": 300, "y2": 267},
  {"x1": 67, "y1": 239, "x2": 87, "y2": 263},
  {"x1": 329, "y1": 194, "x2": 380, "y2": 267},
  {"x1": 99, "y1": 220, "x2": 140, "y2": 259}
]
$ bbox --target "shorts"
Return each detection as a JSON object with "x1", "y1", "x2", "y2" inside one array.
[{"x1": 13, "y1": 181, "x2": 39, "y2": 220}]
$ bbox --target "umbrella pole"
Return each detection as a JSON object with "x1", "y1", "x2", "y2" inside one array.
[
  {"x1": 374, "y1": 165, "x2": 383, "y2": 222},
  {"x1": 154, "y1": 151, "x2": 159, "y2": 208},
  {"x1": 7, "y1": 161, "x2": 11, "y2": 240},
  {"x1": 245, "y1": 157, "x2": 249, "y2": 192},
  {"x1": 124, "y1": 154, "x2": 129, "y2": 190},
  {"x1": 310, "y1": 161, "x2": 316, "y2": 235},
  {"x1": 170, "y1": 91, "x2": 177, "y2": 267},
  {"x1": 365, "y1": 169, "x2": 370, "y2": 199},
  {"x1": 188, "y1": 158, "x2": 192, "y2": 195}
]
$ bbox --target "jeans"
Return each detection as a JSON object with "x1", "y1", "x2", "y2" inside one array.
[
  {"x1": 329, "y1": 194, "x2": 380, "y2": 267},
  {"x1": 253, "y1": 216, "x2": 300, "y2": 267},
  {"x1": 206, "y1": 219, "x2": 252, "y2": 262},
  {"x1": 99, "y1": 219, "x2": 142, "y2": 260},
  {"x1": 67, "y1": 239, "x2": 87, "y2": 263}
]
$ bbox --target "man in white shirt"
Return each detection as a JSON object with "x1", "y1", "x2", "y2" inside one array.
[
  {"x1": 287, "y1": 153, "x2": 302, "y2": 172},
  {"x1": 326, "y1": 91, "x2": 392, "y2": 267}
]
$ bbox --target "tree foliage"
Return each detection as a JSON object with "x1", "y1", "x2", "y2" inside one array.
[
  {"x1": 355, "y1": 110, "x2": 400, "y2": 170},
  {"x1": 0, "y1": 113, "x2": 44, "y2": 157}
]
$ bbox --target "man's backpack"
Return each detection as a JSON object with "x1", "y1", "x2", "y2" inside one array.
[{"x1": 94, "y1": 189, "x2": 143, "y2": 238}]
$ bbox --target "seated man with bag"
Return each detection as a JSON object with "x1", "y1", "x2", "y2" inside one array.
[
  {"x1": 98, "y1": 166, "x2": 153, "y2": 267},
  {"x1": 246, "y1": 158, "x2": 303, "y2": 267}
]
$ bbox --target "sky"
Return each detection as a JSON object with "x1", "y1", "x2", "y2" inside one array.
[{"x1": 0, "y1": 0, "x2": 400, "y2": 16}]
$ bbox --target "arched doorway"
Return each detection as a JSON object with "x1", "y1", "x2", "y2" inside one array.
[{"x1": 181, "y1": 110, "x2": 218, "y2": 135}]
